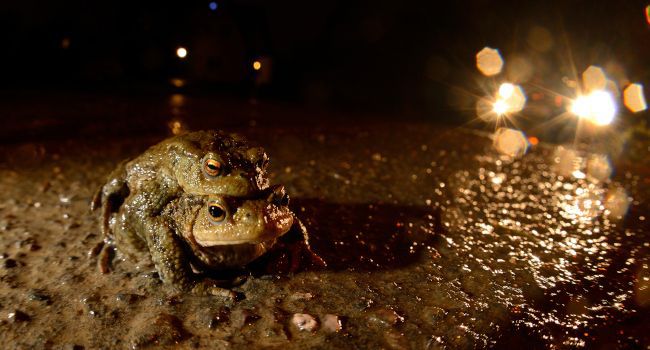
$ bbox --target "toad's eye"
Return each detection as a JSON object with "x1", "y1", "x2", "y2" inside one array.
[
  {"x1": 208, "y1": 202, "x2": 227, "y2": 223},
  {"x1": 203, "y1": 158, "x2": 222, "y2": 177}
]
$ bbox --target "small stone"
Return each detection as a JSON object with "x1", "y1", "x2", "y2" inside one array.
[
  {"x1": 421, "y1": 306, "x2": 447, "y2": 325},
  {"x1": 8, "y1": 310, "x2": 30, "y2": 322},
  {"x1": 18, "y1": 238, "x2": 41, "y2": 251},
  {"x1": 321, "y1": 314, "x2": 343, "y2": 332},
  {"x1": 129, "y1": 313, "x2": 187, "y2": 349},
  {"x1": 4, "y1": 259, "x2": 17, "y2": 268},
  {"x1": 28, "y1": 289, "x2": 52, "y2": 305},
  {"x1": 115, "y1": 293, "x2": 143, "y2": 305},
  {"x1": 368, "y1": 308, "x2": 404, "y2": 327},
  {"x1": 292, "y1": 313, "x2": 318, "y2": 331},
  {"x1": 197, "y1": 307, "x2": 230, "y2": 329},
  {"x1": 289, "y1": 292, "x2": 314, "y2": 301},
  {"x1": 232, "y1": 309, "x2": 261, "y2": 328},
  {"x1": 64, "y1": 345, "x2": 84, "y2": 350},
  {"x1": 80, "y1": 294, "x2": 105, "y2": 317}
]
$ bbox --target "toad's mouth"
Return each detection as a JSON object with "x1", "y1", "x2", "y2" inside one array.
[
  {"x1": 189, "y1": 237, "x2": 278, "y2": 269},
  {"x1": 194, "y1": 233, "x2": 280, "y2": 247}
]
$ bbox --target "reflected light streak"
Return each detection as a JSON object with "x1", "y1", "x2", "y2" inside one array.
[
  {"x1": 570, "y1": 90, "x2": 616, "y2": 126},
  {"x1": 170, "y1": 78, "x2": 186, "y2": 88}
]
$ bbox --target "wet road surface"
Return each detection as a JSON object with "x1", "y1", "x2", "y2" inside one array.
[{"x1": 0, "y1": 94, "x2": 648, "y2": 349}]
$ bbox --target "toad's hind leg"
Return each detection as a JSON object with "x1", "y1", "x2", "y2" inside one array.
[{"x1": 91, "y1": 160, "x2": 129, "y2": 238}]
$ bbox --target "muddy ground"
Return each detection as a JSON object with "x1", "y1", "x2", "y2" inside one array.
[{"x1": 0, "y1": 94, "x2": 649, "y2": 349}]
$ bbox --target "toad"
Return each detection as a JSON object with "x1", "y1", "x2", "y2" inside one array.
[
  {"x1": 91, "y1": 131, "x2": 324, "y2": 295},
  {"x1": 92, "y1": 130, "x2": 270, "y2": 238}
]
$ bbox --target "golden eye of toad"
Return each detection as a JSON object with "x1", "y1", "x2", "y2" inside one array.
[
  {"x1": 208, "y1": 202, "x2": 226, "y2": 223},
  {"x1": 204, "y1": 159, "x2": 222, "y2": 177}
]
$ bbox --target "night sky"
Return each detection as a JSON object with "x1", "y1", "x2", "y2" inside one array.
[{"x1": 2, "y1": 1, "x2": 649, "y2": 115}]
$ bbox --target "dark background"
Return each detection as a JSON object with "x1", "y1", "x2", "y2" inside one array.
[{"x1": 1, "y1": 0, "x2": 649, "y2": 133}]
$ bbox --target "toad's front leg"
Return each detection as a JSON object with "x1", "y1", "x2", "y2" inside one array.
[
  {"x1": 142, "y1": 216, "x2": 237, "y2": 299},
  {"x1": 287, "y1": 217, "x2": 327, "y2": 271},
  {"x1": 249, "y1": 216, "x2": 326, "y2": 275}
]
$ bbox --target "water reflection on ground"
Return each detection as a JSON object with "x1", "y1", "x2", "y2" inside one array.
[{"x1": 0, "y1": 96, "x2": 648, "y2": 348}]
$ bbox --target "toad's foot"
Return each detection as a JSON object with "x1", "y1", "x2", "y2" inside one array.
[
  {"x1": 96, "y1": 242, "x2": 116, "y2": 274},
  {"x1": 190, "y1": 279, "x2": 243, "y2": 300}
]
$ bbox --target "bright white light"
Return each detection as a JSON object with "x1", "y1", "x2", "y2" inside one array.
[
  {"x1": 493, "y1": 99, "x2": 509, "y2": 115},
  {"x1": 570, "y1": 96, "x2": 590, "y2": 118},
  {"x1": 492, "y1": 83, "x2": 526, "y2": 115},
  {"x1": 570, "y1": 90, "x2": 616, "y2": 126},
  {"x1": 176, "y1": 47, "x2": 188, "y2": 59},
  {"x1": 498, "y1": 83, "x2": 515, "y2": 98}
]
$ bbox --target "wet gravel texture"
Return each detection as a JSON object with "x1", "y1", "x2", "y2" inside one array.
[{"x1": 0, "y1": 106, "x2": 649, "y2": 349}]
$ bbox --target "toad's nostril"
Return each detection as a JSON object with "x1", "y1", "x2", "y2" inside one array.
[
  {"x1": 266, "y1": 185, "x2": 289, "y2": 206},
  {"x1": 279, "y1": 193, "x2": 290, "y2": 206}
]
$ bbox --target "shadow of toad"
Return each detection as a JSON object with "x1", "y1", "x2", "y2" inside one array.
[{"x1": 288, "y1": 197, "x2": 443, "y2": 272}]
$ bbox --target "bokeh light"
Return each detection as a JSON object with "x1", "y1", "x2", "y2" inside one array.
[
  {"x1": 623, "y1": 83, "x2": 647, "y2": 113},
  {"x1": 498, "y1": 82, "x2": 514, "y2": 97},
  {"x1": 646, "y1": 5, "x2": 650, "y2": 25},
  {"x1": 506, "y1": 55, "x2": 533, "y2": 83},
  {"x1": 586, "y1": 154, "x2": 612, "y2": 182},
  {"x1": 570, "y1": 90, "x2": 616, "y2": 126},
  {"x1": 493, "y1": 99, "x2": 509, "y2": 115},
  {"x1": 170, "y1": 78, "x2": 186, "y2": 88},
  {"x1": 476, "y1": 47, "x2": 503, "y2": 76},
  {"x1": 209, "y1": 1, "x2": 218, "y2": 11},
  {"x1": 553, "y1": 146, "x2": 582, "y2": 178},
  {"x1": 169, "y1": 93, "x2": 185, "y2": 108},
  {"x1": 176, "y1": 47, "x2": 188, "y2": 59},
  {"x1": 493, "y1": 83, "x2": 526, "y2": 115},
  {"x1": 635, "y1": 265, "x2": 650, "y2": 307},
  {"x1": 167, "y1": 119, "x2": 185, "y2": 135},
  {"x1": 253, "y1": 60, "x2": 262, "y2": 71},
  {"x1": 604, "y1": 186, "x2": 630, "y2": 219},
  {"x1": 61, "y1": 37, "x2": 71, "y2": 49},
  {"x1": 527, "y1": 26, "x2": 554, "y2": 52},
  {"x1": 560, "y1": 186, "x2": 602, "y2": 222},
  {"x1": 493, "y1": 128, "x2": 529, "y2": 157},
  {"x1": 582, "y1": 65, "x2": 607, "y2": 92}
]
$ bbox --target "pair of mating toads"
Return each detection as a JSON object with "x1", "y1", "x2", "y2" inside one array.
[{"x1": 91, "y1": 130, "x2": 324, "y2": 296}]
